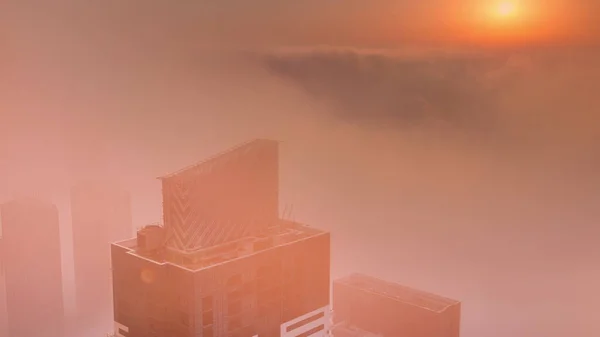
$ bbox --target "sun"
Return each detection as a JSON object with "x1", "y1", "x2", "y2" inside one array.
[{"x1": 496, "y1": 1, "x2": 517, "y2": 17}]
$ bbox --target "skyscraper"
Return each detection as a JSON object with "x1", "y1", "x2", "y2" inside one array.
[
  {"x1": 0, "y1": 235, "x2": 7, "y2": 337},
  {"x1": 332, "y1": 274, "x2": 461, "y2": 337},
  {"x1": 161, "y1": 139, "x2": 279, "y2": 251},
  {"x1": 111, "y1": 139, "x2": 331, "y2": 337},
  {"x1": 71, "y1": 181, "x2": 133, "y2": 331},
  {"x1": 0, "y1": 198, "x2": 64, "y2": 337},
  {"x1": 112, "y1": 221, "x2": 330, "y2": 337}
]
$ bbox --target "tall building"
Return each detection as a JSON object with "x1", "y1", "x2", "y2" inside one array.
[
  {"x1": 71, "y1": 181, "x2": 133, "y2": 331},
  {"x1": 331, "y1": 274, "x2": 461, "y2": 337},
  {"x1": 111, "y1": 139, "x2": 331, "y2": 337},
  {"x1": 0, "y1": 198, "x2": 64, "y2": 337},
  {"x1": 161, "y1": 139, "x2": 279, "y2": 251},
  {"x1": 0, "y1": 236, "x2": 7, "y2": 337}
]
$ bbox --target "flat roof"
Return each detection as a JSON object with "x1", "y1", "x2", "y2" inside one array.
[
  {"x1": 157, "y1": 139, "x2": 279, "y2": 180},
  {"x1": 113, "y1": 220, "x2": 327, "y2": 273},
  {"x1": 334, "y1": 273, "x2": 460, "y2": 313},
  {"x1": 331, "y1": 323, "x2": 383, "y2": 337}
]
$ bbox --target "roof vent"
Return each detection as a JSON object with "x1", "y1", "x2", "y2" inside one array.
[{"x1": 137, "y1": 224, "x2": 165, "y2": 253}]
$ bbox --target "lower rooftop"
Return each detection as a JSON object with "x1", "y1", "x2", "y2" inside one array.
[
  {"x1": 114, "y1": 219, "x2": 326, "y2": 273},
  {"x1": 335, "y1": 273, "x2": 460, "y2": 313},
  {"x1": 331, "y1": 323, "x2": 384, "y2": 337}
]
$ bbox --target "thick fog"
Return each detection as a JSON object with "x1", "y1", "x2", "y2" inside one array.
[{"x1": 1, "y1": 2, "x2": 600, "y2": 337}]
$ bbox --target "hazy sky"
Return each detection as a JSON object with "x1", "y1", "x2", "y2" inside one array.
[
  {"x1": 1, "y1": 1, "x2": 600, "y2": 337},
  {"x1": 3, "y1": 0, "x2": 600, "y2": 50}
]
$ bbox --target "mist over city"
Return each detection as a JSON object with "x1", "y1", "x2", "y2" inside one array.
[{"x1": 1, "y1": 1, "x2": 599, "y2": 337}]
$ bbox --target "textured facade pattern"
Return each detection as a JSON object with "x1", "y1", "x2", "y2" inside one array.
[
  {"x1": 332, "y1": 274, "x2": 461, "y2": 337},
  {"x1": 111, "y1": 227, "x2": 330, "y2": 337},
  {"x1": 71, "y1": 182, "x2": 133, "y2": 331},
  {"x1": 160, "y1": 139, "x2": 279, "y2": 251},
  {"x1": 0, "y1": 198, "x2": 64, "y2": 337}
]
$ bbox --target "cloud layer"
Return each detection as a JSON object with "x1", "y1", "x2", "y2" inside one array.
[{"x1": 257, "y1": 46, "x2": 600, "y2": 158}]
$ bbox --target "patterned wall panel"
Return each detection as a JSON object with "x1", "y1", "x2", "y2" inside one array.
[{"x1": 161, "y1": 139, "x2": 279, "y2": 251}]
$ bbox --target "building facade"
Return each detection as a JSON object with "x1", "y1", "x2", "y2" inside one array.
[
  {"x1": 0, "y1": 198, "x2": 65, "y2": 337},
  {"x1": 71, "y1": 181, "x2": 133, "y2": 330},
  {"x1": 112, "y1": 221, "x2": 330, "y2": 337},
  {"x1": 332, "y1": 274, "x2": 460, "y2": 337},
  {"x1": 111, "y1": 139, "x2": 331, "y2": 337},
  {"x1": 160, "y1": 139, "x2": 280, "y2": 251}
]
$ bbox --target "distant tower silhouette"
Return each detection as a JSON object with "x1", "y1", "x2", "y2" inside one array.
[
  {"x1": 70, "y1": 181, "x2": 132, "y2": 333},
  {"x1": 0, "y1": 233, "x2": 7, "y2": 337},
  {"x1": 0, "y1": 198, "x2": 64, "y2": 337}
]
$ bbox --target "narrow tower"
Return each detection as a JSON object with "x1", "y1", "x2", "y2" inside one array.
[
  {"x1": 71, "y1": 182, "x2": 132, "y2": 332},
  {"x1": 1, "y1": 198, "x2": 65, "y2": 337}
]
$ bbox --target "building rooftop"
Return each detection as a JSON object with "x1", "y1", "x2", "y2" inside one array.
[
  {"x1": 331, "y1": 323, "x2": 383, "y2": 337},
  {"x1": 157, "y1": 139, "x2": 278, "y2": 180},
  {"x1": 335, "y1": 273, "x2": 460, "y2": 313},
  {"x1": 113, "y1": 219, "x2": 326, "y2": 273}
]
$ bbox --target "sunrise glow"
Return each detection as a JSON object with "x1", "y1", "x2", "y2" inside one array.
[
  {"x1": 497, "y1": 1, "x2": 517, "y2": 17},
  {"x1": 455, "y1": 0, "x2": 563, "y2": 46}
]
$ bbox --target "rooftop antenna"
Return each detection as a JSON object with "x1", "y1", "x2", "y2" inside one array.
[
  {"x1": 289, "y1": 203, "x2": 295, "y2": 223},
  {"x1": 280, "y1": 203, "x2": 288, "y2": 221}
]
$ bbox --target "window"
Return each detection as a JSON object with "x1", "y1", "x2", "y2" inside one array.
[
  {"x1": 227, "y1": 274, "x2": 243, "y2": 287},
  {"x1": 257, "y1": 277, "x2": 271, "y2": 291},
  {"x1": 228, "y1": 289, "x2": 242, "y2": 301},
  {"x1": 179, "y1": 311, "x2": 189, "y2": 327},
  {"x1": 179, "y1": 294, "x2": 188, "y2": 307},
  {"x1": 117, "y1": 299, "x2": 130, "y2": 311},
  {"x1": 228, "y1": 316, "x2": 242, "y2": 331},
  {"x1": 148, "y1": 318, "x2": 159, "y2": 331},
  {"x1": 241, "y1": 281, "x2": 255, "y2": 295},
  {"x1": 257, "y1": 265, "x2": 272, "y2": 278},
  {"x1": 202, "y1": 328, "x2": 214, "y2": 337},
  {"x1": 202, "y1": 296, "x2": 213, "y2": 312},
  {"x1": 259, "y1": 286, "x2": 280, "y2": 303},
  {"x1": 228, "y1": 300, "x2": 242, "y2": 315},
  {"x1": 203, "y1": 310, "x2": 214, "y2": 326}
]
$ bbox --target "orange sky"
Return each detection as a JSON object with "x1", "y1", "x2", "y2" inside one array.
[
  {"x1": 4, "y1": 0, "x2": 597, "y2": 52},
  {"x1": 363, "y1": 0, "x2": 599, "y2": 48},
  {"x1": 2, "y1": 2, "x2": 600, "y2": 336}
]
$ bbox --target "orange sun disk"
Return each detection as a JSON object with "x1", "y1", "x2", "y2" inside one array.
[
  {"x1": 455, "y1": 0, "x2": 579, "y2": 47},
  {"x1": 497, "y1": 1, "x2": 517, "y2": 17}
]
